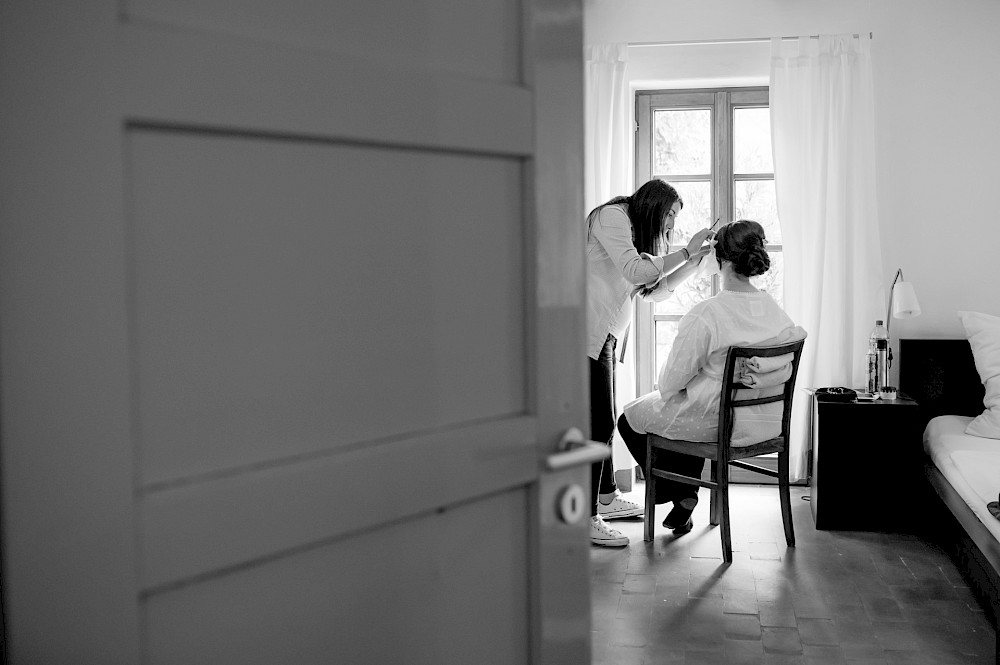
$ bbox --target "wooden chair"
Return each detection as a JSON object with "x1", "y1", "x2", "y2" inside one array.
[{"x1": 643, "y1": 339, "x2": 805, "y2": 563}]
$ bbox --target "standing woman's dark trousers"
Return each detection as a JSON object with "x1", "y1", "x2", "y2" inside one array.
[
  {"x1": 590, "y1": 334, "x2": 622, "y2": 515},
  {"x1": 616, "y1": 412, "x2": 704, "y2": 506}
]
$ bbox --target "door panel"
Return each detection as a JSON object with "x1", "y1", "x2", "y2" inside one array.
[
  {"x1": 143, "y1": 491, "x2": 529, "y2": 665},
  {"x1": 123, "y1": 0, "x2": 522, "y2": 84},
  {"x1": 128, "y1": 130, "x2": 526, "y2": 485},
  {"x1": 0, "y1": 1, "x2": 588, "y2": 663},
  {"x1": 138, "y1": 417, "x2": 536, "y2": 591},
  {"x1": 119, "y1": 23, "x2": 533, "y2": 156}
]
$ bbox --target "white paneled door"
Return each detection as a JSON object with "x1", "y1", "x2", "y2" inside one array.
[{"x1": 0, "y1": 2, "x2": 593, "y2": 663}]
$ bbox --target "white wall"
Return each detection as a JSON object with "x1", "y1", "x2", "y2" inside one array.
[
  {"x1": 586, "y1": 0, "x2": 1000, "y2": 383},
  {"x1": 869, "y1": 0, "x2": 1000, "y2": 341}
]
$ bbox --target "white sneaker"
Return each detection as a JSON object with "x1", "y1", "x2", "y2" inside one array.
[
  {"x1": 597, "y1": 491, "x2": 644, "y2": 520},
  {"x1": 590, "y1": 515, "x2": 629, "y2": 547}
]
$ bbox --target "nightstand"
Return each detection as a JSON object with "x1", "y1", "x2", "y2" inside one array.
[{"x1": 808, "y1": 390, "x2": 923, "y2": 531}]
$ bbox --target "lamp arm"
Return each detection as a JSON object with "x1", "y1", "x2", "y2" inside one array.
[{"x1": 886, "y1": 268, "x2": 903, "y2": 335}]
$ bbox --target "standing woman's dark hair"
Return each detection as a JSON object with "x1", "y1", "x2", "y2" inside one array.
[
  {"x1": 587, "y1": 179, "x2": 683, "y2": 255},
  {"x1": 714, "y1": 219, "x2": 770, "y2": 277}
]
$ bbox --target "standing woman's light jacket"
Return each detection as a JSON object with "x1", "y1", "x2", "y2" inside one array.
[{"x1": 586, "y1": 204, "x2": 670, "y2": 360}]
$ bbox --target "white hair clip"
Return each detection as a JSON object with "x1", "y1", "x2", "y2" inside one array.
[{"x1": 695, "y1": 243, "x2": 720, "y2": 278}]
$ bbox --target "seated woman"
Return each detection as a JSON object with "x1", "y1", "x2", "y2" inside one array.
[{"x1": 616, "y1": 220, "x2": 807, "y2": 535}]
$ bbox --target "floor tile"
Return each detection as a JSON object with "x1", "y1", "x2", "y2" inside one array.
[
  {"x1": 763, "y1": 626, "x2": 804, "y2": 655},
  {"x1": 759, "y1": 601, "x2": 797, "y2": 628},
  {"x1": 725, "y1": 612, "x2": 763, "y2": 641},
  {"x1": 797, "y1": 617, "x2": 838, "y2": 646},
  {"x1": 801, "y1": 643, "x2": 844, "y2": 662}
]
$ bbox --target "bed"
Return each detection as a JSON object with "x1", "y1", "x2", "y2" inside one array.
[{"x1": 899, "y1": 337, "x2": 996, "y2": 656}]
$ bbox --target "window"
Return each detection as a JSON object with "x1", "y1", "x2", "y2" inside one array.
[{"x1": 633, "y1": 88, "x2": 781, "y2": 393}]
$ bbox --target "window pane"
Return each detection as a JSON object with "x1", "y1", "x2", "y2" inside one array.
[
  {"x1": 654, "y1": 271, "x2": 714, "y2": 316},
  {"x1": 734, "y1": 179, "x2": 781, "y2": 244},
  {"x1": 654, "y1": 320, "x2": 680, "y2": 379},
  {"x1": 733, "y1": 107, "x2": 772, "y2": 174},
  {"x1": 667, "y1": 180, "x2": 712, "y2": 244},
  {"x1": 751, "y1": 251, "x2": 784, "y2": 307},
  {"x1": 655, "y1": 179, "x2": 713, "y2": 317},
  {"x1": 654, "y1": 109, "x2": 711, "y2": 175}
]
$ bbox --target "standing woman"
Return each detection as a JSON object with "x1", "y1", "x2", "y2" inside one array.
[{"x1": 587, "y1": 179, "x2": 715, "y2": 546}]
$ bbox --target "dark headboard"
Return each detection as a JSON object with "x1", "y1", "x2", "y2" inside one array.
[{"x1": 899, "y1": 338, "x2": 985, "y2": 419}]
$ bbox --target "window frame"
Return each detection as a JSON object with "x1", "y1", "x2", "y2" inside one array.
[{"x1": 633, "y1": 86, "x2": 774, "y2": 396}]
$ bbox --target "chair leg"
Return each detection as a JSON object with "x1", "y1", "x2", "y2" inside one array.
[
  {"x1": 719, "y1": 464, "x2": 732, "y2": 563},
  {"x1": 644, "y1": 443, "x2": 655, "y2": 542},
  {"x1": 709, "y1": 460, "x2": 720, "y2": 526},
  {"x1": 778, "y1": 448, "x2": 795, "y2": 548}
]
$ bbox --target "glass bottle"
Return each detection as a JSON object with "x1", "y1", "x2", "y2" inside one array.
[
  {"x1": 869, "y1": 320, "x2": 889, "y2": 391},
  {"x1": 866, "y1": 346, "x2": 878, "y2": 394}
]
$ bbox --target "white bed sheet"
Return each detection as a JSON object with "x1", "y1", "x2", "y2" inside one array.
[{"x1": 924, "y1": 415, "x2": 1000, "y2": 543}]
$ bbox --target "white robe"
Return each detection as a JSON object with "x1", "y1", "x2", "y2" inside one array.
[{"x1": 624, "y1": 290, "x2": 807, "y2": 447}]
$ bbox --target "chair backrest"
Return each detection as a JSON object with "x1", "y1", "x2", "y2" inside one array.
[{"x1": 716, "y1": 339, "x2": 806, "y2": 457}]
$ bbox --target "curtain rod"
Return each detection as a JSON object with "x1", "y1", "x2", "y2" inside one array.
[{"x1": 628, "y1": 33, "x2": 872, "y2": 48}]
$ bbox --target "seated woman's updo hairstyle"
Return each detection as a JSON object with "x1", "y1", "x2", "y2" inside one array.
[{"x1": 714, "y1": 219, "x2": 770, "y2": 277}]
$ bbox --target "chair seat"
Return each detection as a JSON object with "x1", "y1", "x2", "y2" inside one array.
[{"x1": 648, "y1": 434, "x2": 786, "y2": 461}]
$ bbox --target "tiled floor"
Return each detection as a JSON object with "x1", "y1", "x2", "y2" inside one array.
[{"x1": 591, "y1": 484, "x2": 996, "y2": 664}]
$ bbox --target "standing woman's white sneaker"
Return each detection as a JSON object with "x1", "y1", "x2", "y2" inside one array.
[
  {"x1": 597, "y1": 490, "x2": 644, "y2": 519},
  {"x1": 590, "y1": 515, "x2": 629, "y2": 547}
]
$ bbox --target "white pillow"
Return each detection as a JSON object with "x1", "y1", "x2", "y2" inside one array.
[{"x1": 959, "y1": 311, "x2": 1000, "y2": 439}]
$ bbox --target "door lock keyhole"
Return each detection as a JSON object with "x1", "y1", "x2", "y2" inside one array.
[{"x1": 557, "y1": 484, "x2": 586, "y2": 524}]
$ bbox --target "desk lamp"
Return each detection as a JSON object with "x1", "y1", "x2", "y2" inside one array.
[{"x1": 883, "y1": 268, "x2": 921, "y2": 395}]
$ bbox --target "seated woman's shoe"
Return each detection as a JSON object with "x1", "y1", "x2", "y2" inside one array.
[
  {"x1": 665, "y1": 516, "x2": 693, "y2": 535},
  {"x1": 662, "y1": 497, "x2": 697, "y2": 535}
]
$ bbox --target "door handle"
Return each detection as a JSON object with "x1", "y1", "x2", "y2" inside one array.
[{"x1": 545, "y1": 427, "x2": 611, "y2": 471}]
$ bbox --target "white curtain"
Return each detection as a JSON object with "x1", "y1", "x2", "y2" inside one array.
[
  {"x1": 585, "y1": 44, "x2": 630, "y2": 211},
  {"x1": 585, "y1": 44, "x2": 636, "y2": 485},
  {"x1": 770, "y1": 34, "x2": 884, "y2": 481}
]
